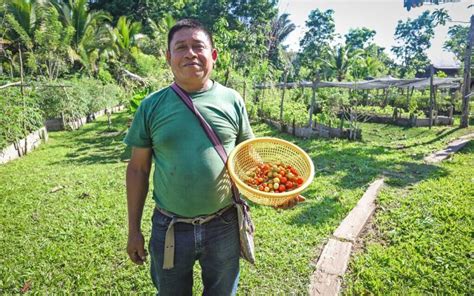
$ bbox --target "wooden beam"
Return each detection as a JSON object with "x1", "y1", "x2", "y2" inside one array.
[
  {"x1": 308, "y1": 78, "x2": 318, "y2": 127},
  {"x1": 279, "y1": 70, "x2": 288, "y2": 122},
  {"x1": 0, "y1": 81, "x2": 21, "y2": 89},
  {"x1": 429, "y1": 65, "x2": 434, "y2": 129},
  {"x1": 461, "y1": 15, "x2": 474, "y2": 128}
]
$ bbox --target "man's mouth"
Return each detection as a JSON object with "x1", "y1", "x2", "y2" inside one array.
[{"x1": 184, "y1": 62, "x2": 201, "y2": 67}]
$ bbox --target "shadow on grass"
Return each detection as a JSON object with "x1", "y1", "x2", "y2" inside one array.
[
  {"x1": 50, "y1": 112, "x2": 132, "y2": 165},
  {"x1": 252, "y1": 122, "x2": 452, "y2": 226},
  {"x1": 400, "y1": 127, "x2": 461, "y2": 149},
  {"x1": 290, "y1": 188, "x2": 343, "y2": 227}
]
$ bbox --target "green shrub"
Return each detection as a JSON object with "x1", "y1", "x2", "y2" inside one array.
[
  {"x1": 0, "y1": 88, "x2": 43, "y2": 150},
  {"x1": 37, "y1": 77, "x2": 125, "y2": 121}
]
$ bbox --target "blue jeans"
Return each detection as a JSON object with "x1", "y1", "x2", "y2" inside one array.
[{"x1": 149, "y1": 206, "x2": 240, "y2": 296}]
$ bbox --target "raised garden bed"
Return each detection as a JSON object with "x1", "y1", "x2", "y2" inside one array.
[
  {"x1": 0, "y1": 127, "x2": 48, "y2": 164},
  {"x1": 45, "y1": 105, "x2": 125, "y2": 131}
]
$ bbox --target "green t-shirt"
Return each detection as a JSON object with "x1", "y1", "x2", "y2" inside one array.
[{"x1": 124, "y1": 81, "x2": 254, "y2": 217}]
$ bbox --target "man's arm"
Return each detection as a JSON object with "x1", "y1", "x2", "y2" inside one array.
[{"x1": 126, "y1": 147, "x2": 152, "y2": 265}]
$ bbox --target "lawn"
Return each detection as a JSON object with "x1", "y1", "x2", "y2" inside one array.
[
  {"x1": 343, "y1": 141, "x2": 473, "y2": 295},
  {"x1": 0, "y1": 111, "x2": 473, "y2": 294}
]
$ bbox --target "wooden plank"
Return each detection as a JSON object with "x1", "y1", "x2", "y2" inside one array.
[
  {"x1": 460, "y1": 15, "x2": 474, "y2": 128},
  {"x1": 309, "y1": 270, "x2": 342, "y2": 296},
  {"x1": 315, "y1": 239, "x2": 353, "y2": 276},
  {"x1": 309, "y1": 239, "x2": 352, "y2": 296},
  {"x1": 333, "y1": 178, "x2": 384, "y2": 241},
  {"x1": 424, "y1": 133, "x2": 474, "y2": 163}
]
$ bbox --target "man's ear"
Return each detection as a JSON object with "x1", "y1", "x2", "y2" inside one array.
[
  {"x1": 211, "y1": 48, "x2": 218, "y2": 62},
  {"x1": 166, "y1": 50, "x2": 171, "y2": 65}
]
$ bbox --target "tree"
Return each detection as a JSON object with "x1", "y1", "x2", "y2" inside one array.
[
  {"x1": 52, "y1": 0, "x2": 110, "y2": 49},
  {"x1": 52, "y1": 0, "x2": 111, "y2": 74},
  {"x1": 299, "y1": 9, "x2": 335, "y2": 77},
  {"x1": 444, "y1": 24, "x2": 470, "y2": 63},
  {"x1": 3, "y1": 0, "x2": 39, "y2": 50},
  {"x1": 391, "y1": 9, "x2": 450, "y2": 77},
  {"x1": 112, "y1": 16, "x2": 142, "y2": 63},
  {"x1": 141, "y1": 14, "x2": 175, "y2": 57},
  {"x1": 344, "y1": 27, "x2": 376, "y2": 51},
  {"x1": 32, "y1": 6, "x2": 74, "y2": 80},
  {"x1": 319, "y1": 45, "x2": 363, "y2": 81},
  {"x1": 267, "y1": 13, "x2": 295, "y2": 68}
]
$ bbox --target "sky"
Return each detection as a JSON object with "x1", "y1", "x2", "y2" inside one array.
[{"x1": 277, "y1": 0, "x2": 472, "y2": 66}]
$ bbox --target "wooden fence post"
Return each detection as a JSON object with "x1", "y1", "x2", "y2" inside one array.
[
  {"x1": 382, "y1": 88, "x2": 389, "y2": 107},
  {"x1": 279, "y1": 70, "x2": 288, "y2": 122},
  {"x1": 308, "y1": 79, "x2": 317, "y2": 127},
  {"x1": 18, "y1": 45, "x2": 27, "y2": 155},
  {"x1": 429, "y1": 65, "x2": 434, "y2": 129},
  {"x1": 461, "y1": 15, "x2": 474, "y2": 128}
]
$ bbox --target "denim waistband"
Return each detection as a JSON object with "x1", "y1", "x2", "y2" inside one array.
[{"x1": 155, "y1": 204, "x2": 235, "y2": 269}]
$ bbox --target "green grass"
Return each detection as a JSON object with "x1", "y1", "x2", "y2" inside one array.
[
  {"x1": 343, "y1": 142, "x2": 474, "y2": 295},
  {"x1": 0, "y1": 112, "x2": 473, "y2": 294}
]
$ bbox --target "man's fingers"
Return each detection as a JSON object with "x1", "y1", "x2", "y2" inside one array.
[
  {"x1": 274, "y1": 195, "x2": 306, "y2": 210},
  {"x1": 296, "y1": 195, "x2": 306, "y2": 202},
  {"x1": 129, "y1": 252, "x2": 145, "y2": 265},
  {"x1": 137, "y1": 248, "x2": 148, "y2": 262},
  {"x1": 127, "y1": 232, "x2": 146, "y2": 265},
  {"x1": 129, "y1": 250, "x2": 145, "y2": 265}
]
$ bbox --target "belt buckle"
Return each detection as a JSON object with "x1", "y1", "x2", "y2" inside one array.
[{"x1": 191, "y1": 217, "x2": 205, "y2": 225}]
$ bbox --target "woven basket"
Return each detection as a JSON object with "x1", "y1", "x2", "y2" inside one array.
[{"x1": 227, "y1": 137, "x2": 314, "y2": 206}]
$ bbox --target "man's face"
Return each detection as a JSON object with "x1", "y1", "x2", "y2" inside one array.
[{"x1": 167, "y1": 28, "x2": 217, "y2": 87}]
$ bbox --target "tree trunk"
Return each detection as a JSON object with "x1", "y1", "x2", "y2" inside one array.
[
  {"x1": 461, "y1": 15, "x2": 474, "y2": 128},
  {"x1": 224, "y1": 67, "x2": 231, "y2": 86}
]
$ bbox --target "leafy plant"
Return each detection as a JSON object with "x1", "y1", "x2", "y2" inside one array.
[
  {"x1": 129, "y1": 88, "x2": 149, "y2": 115},
  {"x1": 0, "y1": 87, "x2": 43, "y2": 149}
]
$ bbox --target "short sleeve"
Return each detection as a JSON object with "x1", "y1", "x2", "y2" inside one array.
[
  {"x1": 123, "y1": 101, "x2": 152, "y2": 148},
  {"x1": 236, "y1": 97, "x2": 254, "y2": 144}
]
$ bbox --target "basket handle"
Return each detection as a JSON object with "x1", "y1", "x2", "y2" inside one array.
[{"x1": 170, "y1": 83, "x2": 246, "y2": 206}]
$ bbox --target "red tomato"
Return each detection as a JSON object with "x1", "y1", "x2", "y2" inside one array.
[
  {"x1": 296, "y1": 177, "x2": 304, "y2": 185},
  {"x1": 279, "y1": 185, "x2": 286, "y2": 192},
  {"x1": 279, "y1": 170, "x2": 286, "y2": 176},
  {"x1": 280, "y1": 176, "x2": 288, "y2": 184},
  {"x1": 258, "y1": 185, "x2": 264, "y2": 191},
  {"x1": 286, "y1": 181, "x2": 293, "y2": 189}
]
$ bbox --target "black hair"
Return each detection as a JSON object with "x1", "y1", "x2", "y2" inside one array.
[{"x1": 167, "y1": 19, "x2": 214, "y2": 49}]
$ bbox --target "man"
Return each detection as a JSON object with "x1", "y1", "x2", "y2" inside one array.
[{"x1": 124, "y1": 19, "x2": 302, "y2": 295}]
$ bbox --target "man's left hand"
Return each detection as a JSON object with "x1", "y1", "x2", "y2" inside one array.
[{"x1": 274, "y1": 195, "x2": 306, "y2": 210}]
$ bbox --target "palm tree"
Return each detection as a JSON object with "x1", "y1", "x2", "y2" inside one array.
[
  {"x1": 112, "y1": 15, "x2": 142, "y2": 61},
  {"x1": 350, "y1": 55, "x2": 386, "y2": 80},
  {"x1": 51, "y1": 0, "x2": 111, "y2": 73},
  {"x1": 4, "y1": 0, "x2": 39, "y2": 49},
  {"x1": 267, "y1": 13, "x2": 295, "y2": 66},
  {"x1": 146, "y1": 13, "x2": 175, "y2": 56},
  {"x1": 52, "y1": 0, "x2": 110, "y2": 49},
  {"x1": 321, "y1": 45, "x2": 363, "y2": 81}
]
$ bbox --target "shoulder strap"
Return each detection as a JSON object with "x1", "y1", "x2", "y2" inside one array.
[
  {"x1": 170, "y1": 82, "x2": 244, "y2": 205},
  {"x1": 170, "y1": 83, "x2": 228, "y2": 164}
]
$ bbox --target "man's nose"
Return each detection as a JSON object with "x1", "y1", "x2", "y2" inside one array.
[{"x1": 184, "y1": 46, "x2": 197, "y2": 58}]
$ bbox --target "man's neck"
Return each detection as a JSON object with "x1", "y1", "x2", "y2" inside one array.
[{"x1": 176, "y1": 80, "x2": 213, "y2": 93}]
